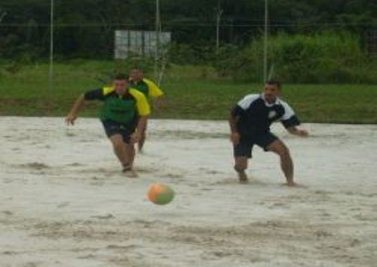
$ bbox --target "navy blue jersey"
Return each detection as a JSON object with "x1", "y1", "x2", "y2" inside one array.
[{"x1": 232, "y1": 94, "x2": 300, "y2": 135}]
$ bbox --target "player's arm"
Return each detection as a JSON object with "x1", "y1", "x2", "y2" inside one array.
[
  {"x1": 144, "y1": 78, "x2": 164, "y2": 98},
  {"x1": 65, "y1": 88, "x2": 103, "y2": 125},
  {"x1": 144, "y1": 78, "x2": 165, "y2": 110},
  {"x1": 151, "y1": 93, "x2": 165, "y2": 111},
  {"x1": 229, "y1": 105, "x2": 244, "y2": 145},
  {"x1": 281, "y1": 102, "x2": 308, "y2": 137},
  {"x1": 287, "y1": 126, "x2": 308, "y2": 137},
  {"x1": 129, "y1": 89, "x2": 151, "y2": 143},
  {"x1": 229, "y1": 94, "x2": 259, "y2": 144},
  {"x1": 153, "y1": 95, "x2": 166, "y2": 110},
  {"x1": 65, "y1": 94, "x2": 85, "y2": 125},
  {"x1": 132, "y1": 116, "x2": 148, "y2": 143}
]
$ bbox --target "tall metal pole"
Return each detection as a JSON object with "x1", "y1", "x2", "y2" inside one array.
[
  {"x1": 215, "y1": 2, "x2": 223, "y2": 54},
  {"x1": 154, "y1": 0, "x2": 161, "y2": 80},
  {"x1": 49, "y1": 0, "x2": 54, "y2": 90},
  {"x1": 263, "y1": 0, "x2": 268, "y2": 82},
  {"x1": 0, "y1": 10, "x2": 7, "y2": 23}
]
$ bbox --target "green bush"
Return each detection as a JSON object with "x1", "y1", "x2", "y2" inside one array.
[
  {"x1": 93, "y1": 57, "x2": 156, "y2": 84},
  {"x1": 214, "y1": 32, "x2": 376, "y2": 84},
  {"x1": 169, "y1": 43, "x2": 217, "y2": 65}
]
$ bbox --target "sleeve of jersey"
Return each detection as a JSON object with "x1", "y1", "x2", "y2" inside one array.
[
  {"x1": 231, "y1": 94, "x2": 259, "y2": 116},
  {"x1": 231, "y1": 105, "x2": 246, "y2": 117},
  {"x1": 143, "y1": 79, "x2": 164, "y2": 98},
  {"x1": 281, "y1": 102, "x2": 300, "y2": 128},
  {"x1": 83, "y1": 88, "x2": 105, "y2": 101},
  {"x1": 129, "y1": 89, "x2": 151, "y2": 116}
]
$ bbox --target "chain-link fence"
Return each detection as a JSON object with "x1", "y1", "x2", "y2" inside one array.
[
  {"x1": 0, "y1": 1, "x2": 376, "y2": 121},
  {"x1": 1, "y1": 10, "x2": 376, "y2": 82}
]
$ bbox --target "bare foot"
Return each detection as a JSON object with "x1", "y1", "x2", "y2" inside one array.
[
  {"x1": 122, "y1": 165, "x2": 138, "y2": 178},
  {"x1": 238, "y1": 171, "x2": 249, "y2": 184},
  {"x1": 284, "y1": 181, "x2": 298, "y2": 187},
  {"x1": 123, "y1": 169, "x2": 139, "y2": 178}
]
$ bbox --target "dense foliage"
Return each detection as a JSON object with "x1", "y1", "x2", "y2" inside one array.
[
  {"x1": 0, "y1": 0, "x2": 376, "y2": 58},
  {"x1": 0, "y1": 0, "x2": 376, "y2": 83},
  {"x1": 215, "y1": 32, "x2": 377, "y2": 83}
]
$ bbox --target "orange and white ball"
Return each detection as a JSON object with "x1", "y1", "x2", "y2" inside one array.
[{"x1": 147, "y1": 183, "x2": 175, "y2": 205}]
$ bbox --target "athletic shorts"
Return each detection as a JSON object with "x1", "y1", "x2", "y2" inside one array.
[
  {"x1": 234, "y1": 132, "x2": 278, "y2": 158},
  {"x1": 101, "y1": 120, "x2": 135, "y2": 143}
]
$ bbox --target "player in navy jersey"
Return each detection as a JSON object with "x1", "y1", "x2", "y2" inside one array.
[{"x1": 229, "y1": 80, "x2": 308, "y2": 186}]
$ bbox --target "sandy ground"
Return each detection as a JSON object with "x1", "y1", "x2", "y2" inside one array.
[{"x1": 0, "y1": 117, "x2": 376, "y2": 267}]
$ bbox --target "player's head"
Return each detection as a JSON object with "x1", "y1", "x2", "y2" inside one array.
[
  {"x1": 113, "y1": 73, "x2": 129, "y2": 95},
  {"x1": 264, "y1": 80, "x2": 281, "y2": 103},
  {"x1": 129, "y1": 68, "x2": 144, "y2": 82}
]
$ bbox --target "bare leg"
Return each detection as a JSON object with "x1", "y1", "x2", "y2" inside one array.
[
  {"x1": 109, "y1": 135, "x2": 138, "y2": 177},
  {"x1": 125, "y1": 143, "x2": 136, "y2": 167},
  {"x1": 138, "y1": 120, "x2": 147, "y2": 152},
  {"x1": 234, "y1": 156, "x2": 249, "y2": 183},
  {"x1": 267, "y1": 140, "x2": 295, "y2": 186},
  {"x1": 109, "y1": 134, "x2": 130, "y2": 167}
]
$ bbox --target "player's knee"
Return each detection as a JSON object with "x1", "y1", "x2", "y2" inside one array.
[
  {"x1": 112, "y1": 140, "x2": 124, "y2": 151},
  {"x1": 270, "y1": 142, "x2": 290, "y2": 157}
]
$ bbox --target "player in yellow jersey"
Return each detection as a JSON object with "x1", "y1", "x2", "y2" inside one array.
[{"x1": 129, "y1": 68, "x2": 164, "y2": 152}]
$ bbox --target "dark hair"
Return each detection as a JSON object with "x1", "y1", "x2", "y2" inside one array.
[
  {"x1": 113, "y1": 73, "x2": 128, "y2": 80},
  {"x1": 266, "y1": 80, "x2": 282, "y2": 89},
  {"x1": 131, "y1": 68, "x2": 144, "y2": 73}
]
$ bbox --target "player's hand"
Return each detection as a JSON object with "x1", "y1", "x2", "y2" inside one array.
[
  {"x1": 65, "y1": 113, "x2": 77, "y2": 125},
  {"x1": 131, "y1": 132, "x2": 141, "y2": 144},
  {"x1": 153, "y1": 98, "x2": 165, "y2": 111},
  {"x1": 230, "y1": 132, "x2": 241, "y2": 145},
  {"x1": 297, "y1": 129, "x2": 309, "y2": 137}
]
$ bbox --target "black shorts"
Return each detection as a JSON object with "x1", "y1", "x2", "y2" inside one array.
[
  {"x1": 101, "y1": 120, "x2": 135, "y2": 143},
  {"x1": 234, "y1": 132, "x2": 278, "y2": 158}
]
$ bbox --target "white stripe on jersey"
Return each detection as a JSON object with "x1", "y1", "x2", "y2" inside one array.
[
  {"x1": 280, "y1": 100, "x2": 296, "y2": 121},
  {"x1": 237, "y1": 93, "x2": 297, "y2": 121},
  {"x1": 237, "y1": 94, "x2": 260, "y2": 110}
]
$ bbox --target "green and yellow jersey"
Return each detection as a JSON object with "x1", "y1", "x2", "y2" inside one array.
[
  {"x1": 84, "y1": 86, "x2": 150, "y2": 125},
  {"x1": 130, "y1": 78, "x2": 164, "y2": 98}
]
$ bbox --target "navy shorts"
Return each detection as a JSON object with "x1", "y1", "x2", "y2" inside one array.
[
  {"x1": 101, "y1": 120, "x2": 136, "y2": 143},
  {"x1": 234, "y1": 132, "x2": 278, "y2": 158}
]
